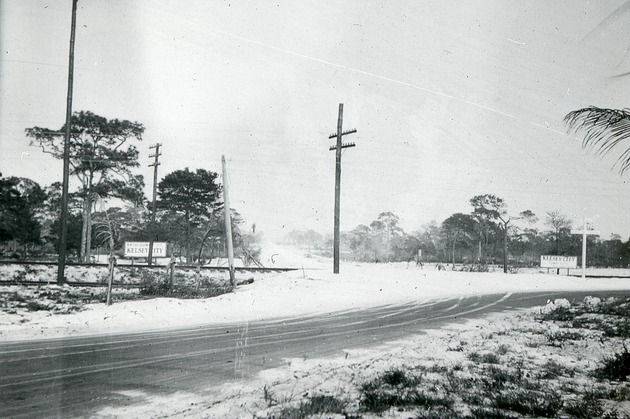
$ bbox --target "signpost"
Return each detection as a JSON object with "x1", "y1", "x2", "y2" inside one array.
[
  {"x1": 540, "y1": 255, "x2": 577, "y2": 275},
  {"x1": 124, "y1": 242, "x2": 167, "y2": 261},
  {"x1": 540, "y1": 255, "x2": 578, "y2": 269},
  {"x1": 571, "y1": 217, "x2": 600, "y2": 279}
]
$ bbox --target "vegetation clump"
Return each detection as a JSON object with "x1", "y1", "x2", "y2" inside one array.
[
  {"x1": 597, "y1": 347, "x2": 630, "y2": 382},
  {"x1": 273, "y1": 395, "x2": 349, "y2": 419},
  {"x1": 358, "y1": 368, "x2": 453, "y2": 413}
]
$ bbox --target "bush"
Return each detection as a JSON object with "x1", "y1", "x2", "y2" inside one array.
[
  {"x1": 359, "y1": 368, "x2": 452, "y2": 413},
  {"x1": 564, "y1": 392, "x2": 604, "y2": 418},
  {"x1": 468, "y1": 352, "x2": 500, "y2": 364},
  {"x1": 596, "y1": 347, "x2": 630, "y2": 382}
]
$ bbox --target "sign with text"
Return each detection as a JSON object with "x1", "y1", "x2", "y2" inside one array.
[
  {"x1": 124, "y1": 242, "x2": 167, "y2": 258},
  {"x1": 540, "y1": 255, "x2": 577, "y2": 269}
]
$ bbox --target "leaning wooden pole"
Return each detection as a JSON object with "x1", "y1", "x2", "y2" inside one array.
[{"x1": 222, "y1": 156, "x2": 236, "y2": 287}]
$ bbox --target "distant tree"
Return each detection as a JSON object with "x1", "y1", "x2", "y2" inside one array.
[
  {"x1": 414, "y1": 221, "x2": 442, "y2": 263},
  {"x1": 470, "y1": 194, "x2": 536, "y2": 273},
  {"x1": 590, "y1": 236, "x2": 629, "y2": 268},
  {"x1": 389, "y1": 232, "x2": 421, "y2": 263},
  {"x1": 347, "y1": 224, "x2": 373, "y2": 262},
  {"x1": 509, "y1": 227, "x2": 543, "y2": 264},
  {"x1": 544, "y1": 210, "x2": 573, "y2": 254},
  {"x1": 197, "y1": 209, "x2": 245, "y2": 264},
  {"x1": 469, "y1": 203, "x2": 502, "y2": 265},
  {"x1": 441, "y1": 213, "x2": 477, "y2": 266},
  {"x1": 0, "y1": 176, "x2": 46, "y2": 256},
  {"x1": 369, "y1": 212, "x2": 404, "y2": 262},
  {"x1": 26, "y1": 111, "x2": 145, "y2": 262},
  {"x1": 284, "y1": 229, "x2": 325, "y2": 250},
  {"x1": 48, "y1": 213, "x2": 83, "y2": 259},
  {"x1": 157, "y1": 168, "x2": 222, "y2": 262}
]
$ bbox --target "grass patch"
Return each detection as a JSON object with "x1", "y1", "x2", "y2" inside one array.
[
  {"x1": 359, "y1": 368, "x2": 453, "y2": 413},
  {"x1": 538, "y1": 359, "x2": 574, "y2": 380},
  {"x1": 546, "y1": 330, "x2": 584, "y2": 346},
  {"x1": 467, "y1": 351, "x2": 500, "y2": 364},
  {"x1": 491, "y1": 388, "x2": 563, "y2": 417},
  {"x1": 274, "y1": 395, "x2": 349, "y2": 419},
  {"x1": 469, "y1": 407, "x2": 519, "y2": 418}
]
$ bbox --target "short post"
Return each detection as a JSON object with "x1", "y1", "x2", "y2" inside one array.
[
  {"x1": 106, "y1": 256, "x2": 116, "y2": 306},
  {"x1": 169, "y1": 257, "x2": 176, "y2": 290}
]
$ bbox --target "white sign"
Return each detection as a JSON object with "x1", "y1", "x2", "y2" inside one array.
[
  {"x1": 124, "y1": 242, "x2": 167, "y2": 258},
  {"x1": 570, "y1": 229, "x2": 600, "y2": 236},
  {"x1": 540, "y1": 255, "x2": 577, "y2": 269}
]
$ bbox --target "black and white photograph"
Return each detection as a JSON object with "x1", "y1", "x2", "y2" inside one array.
[{"x1": 1, "y1": 1, "x2": 630, "y2": 417}]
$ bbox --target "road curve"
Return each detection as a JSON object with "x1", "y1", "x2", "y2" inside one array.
[{"x1": 0, "y1": 290, "x2": 626, "y2": 418}]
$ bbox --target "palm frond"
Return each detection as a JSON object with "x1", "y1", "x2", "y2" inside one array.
[{"x1": 564, "y1": 106, "x2": 630, "y2": 174}]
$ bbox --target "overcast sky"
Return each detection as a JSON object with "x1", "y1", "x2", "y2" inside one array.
[{"x1": 1, "y1": 0, "x2": 630, "y2": 240}]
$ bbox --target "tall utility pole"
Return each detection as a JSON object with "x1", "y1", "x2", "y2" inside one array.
[
  {"x1": 328, "y1": 103, "x2": 356, "y2": 274},
  {"x1": 58, "y1": 0, "x2": 79, "y2": 285},
  {"x1": 222, "y1": 156, "x2": 236, "y2": 287},
  {"x1": 147, "y1": 143, "x2": 161, "y2": 266}
]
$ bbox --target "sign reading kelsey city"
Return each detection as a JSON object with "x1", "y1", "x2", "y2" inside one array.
[
  {"x1": 540, "y1": 255, "x2": 578, "y2": 269},
  {"x1": 124, "y1": 242, "x2": 167, "y2": 258}
]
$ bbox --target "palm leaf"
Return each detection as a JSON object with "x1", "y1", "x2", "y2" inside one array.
[{"x1": 564, "y1": 106, "x2": 630, "y2": 174}]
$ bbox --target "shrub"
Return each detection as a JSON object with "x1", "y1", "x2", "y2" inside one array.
[
  {"x1": 359, "y1": 368, "x2": 452, "y2": 413},
  {"x1": 468, "y1": 352, "x2": 500, "y2": 364},
  {"x1": 564, "y1": 392, "x2": 604, "y2": 418},
  {"x1": 596, "y1": 347, "x2": 630, "y2": 382},
  {"x1": 481, "y1": 366, "x2": 521, "y2": 391},
  {"x1": 382, "y1": 368, "x2": 413, "y2": 386},
  {"x1": 539, "y1": 359, "x2": 572, "y2": 380}
]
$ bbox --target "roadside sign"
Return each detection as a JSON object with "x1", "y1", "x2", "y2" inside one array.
[
  {"x1": 124, "y1": 241, "x2": 167, "y2": 258},
  {"x1": 571, "y1": 229, "x2": 600, "y2": 236},
  {"x1": 540, "y1": 255, "x2": 577, "y2": 269}
]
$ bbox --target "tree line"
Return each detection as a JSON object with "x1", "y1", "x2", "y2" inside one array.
[
  {"x1": 0, "y1": 111, "x2": 260, "y2": 264},
  {"x1": 286, "y1": 199, "x2": 630, "y2": 270}
]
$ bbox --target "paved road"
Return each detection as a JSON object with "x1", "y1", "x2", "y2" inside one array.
[{"x1": 1, "y1": 290, "x2": 626, "y2": 418}]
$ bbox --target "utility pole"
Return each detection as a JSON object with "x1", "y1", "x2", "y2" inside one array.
[
  {"x1": 328, "y1": 103, "x2": 356, "y2": 274},
  {"x1": 222, "y1": 156, "x2": 236, "y2": 287},
  {"x1": 58, "y1": 0, "x2": 78, "y2": 285},
  {"x1": 147, "y1": 143, "x2": 161, "y2": 266}
]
